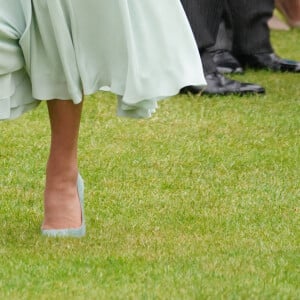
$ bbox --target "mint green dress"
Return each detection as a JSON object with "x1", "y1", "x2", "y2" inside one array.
[{"x1": 0, "y1": 0, "x2": 206, "y2": 120}]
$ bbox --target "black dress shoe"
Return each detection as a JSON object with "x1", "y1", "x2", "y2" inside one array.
[
  {"x1": 180, "y1": 85, "x2": 203, "y2": 94},
  {"x1": 237, "y1": 52, "x2": 300, "y2": 72},
  {"x1": 180, "y1": 72, "x2": 265, "y2": 95},
  {"x1": 204, "y1": 72, "x2": 265, "y2": 95},
  {"x1": 212, "y1": 50, "x2": 244, "y2": 74}
]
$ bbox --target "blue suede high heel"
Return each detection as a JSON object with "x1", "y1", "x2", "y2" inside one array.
[{"x1": 41, "y1": 174, "x2": 86, "y2": 237}]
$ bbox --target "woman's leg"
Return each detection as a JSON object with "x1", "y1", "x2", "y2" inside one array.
[
  {"x1": 42, "y1": 99, "x2": 83, "y2": 230},
  {"x1": 276, "y1": 0, "x2": 300, "y2": 27}
]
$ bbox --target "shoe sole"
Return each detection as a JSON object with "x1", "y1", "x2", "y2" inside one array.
[{"x1": 202, "y1": 88, "x2": 265, "y2": 96}]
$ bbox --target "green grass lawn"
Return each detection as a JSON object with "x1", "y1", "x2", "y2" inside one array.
[{"x1": 0, "y1": 30, "x2": 299, "y2": 299}]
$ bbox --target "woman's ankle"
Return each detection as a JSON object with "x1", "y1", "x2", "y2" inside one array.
[{"x1": 43, "y1": 171, "x2": 82, "y2": 229}]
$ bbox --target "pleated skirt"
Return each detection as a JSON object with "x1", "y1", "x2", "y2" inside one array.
[{"x1": 0, "y1": 0, "x2": 205, "y2": 120}]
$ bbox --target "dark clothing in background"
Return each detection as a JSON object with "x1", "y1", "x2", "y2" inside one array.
[{"x1": 180, "y1": 0, "x2": 275, "y2": 73}]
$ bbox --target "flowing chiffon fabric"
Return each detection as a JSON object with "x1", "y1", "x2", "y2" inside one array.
[{"x1": 0, "y1": 0, "x2": 205, "y2": 120}]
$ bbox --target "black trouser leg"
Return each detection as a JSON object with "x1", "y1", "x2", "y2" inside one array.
[
  {"x1": 180, "y1": 0, "x2": 224, "y2": 73},
  {"x1": 228, "y1": 0, "x2": 274, "y2": 55}
]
